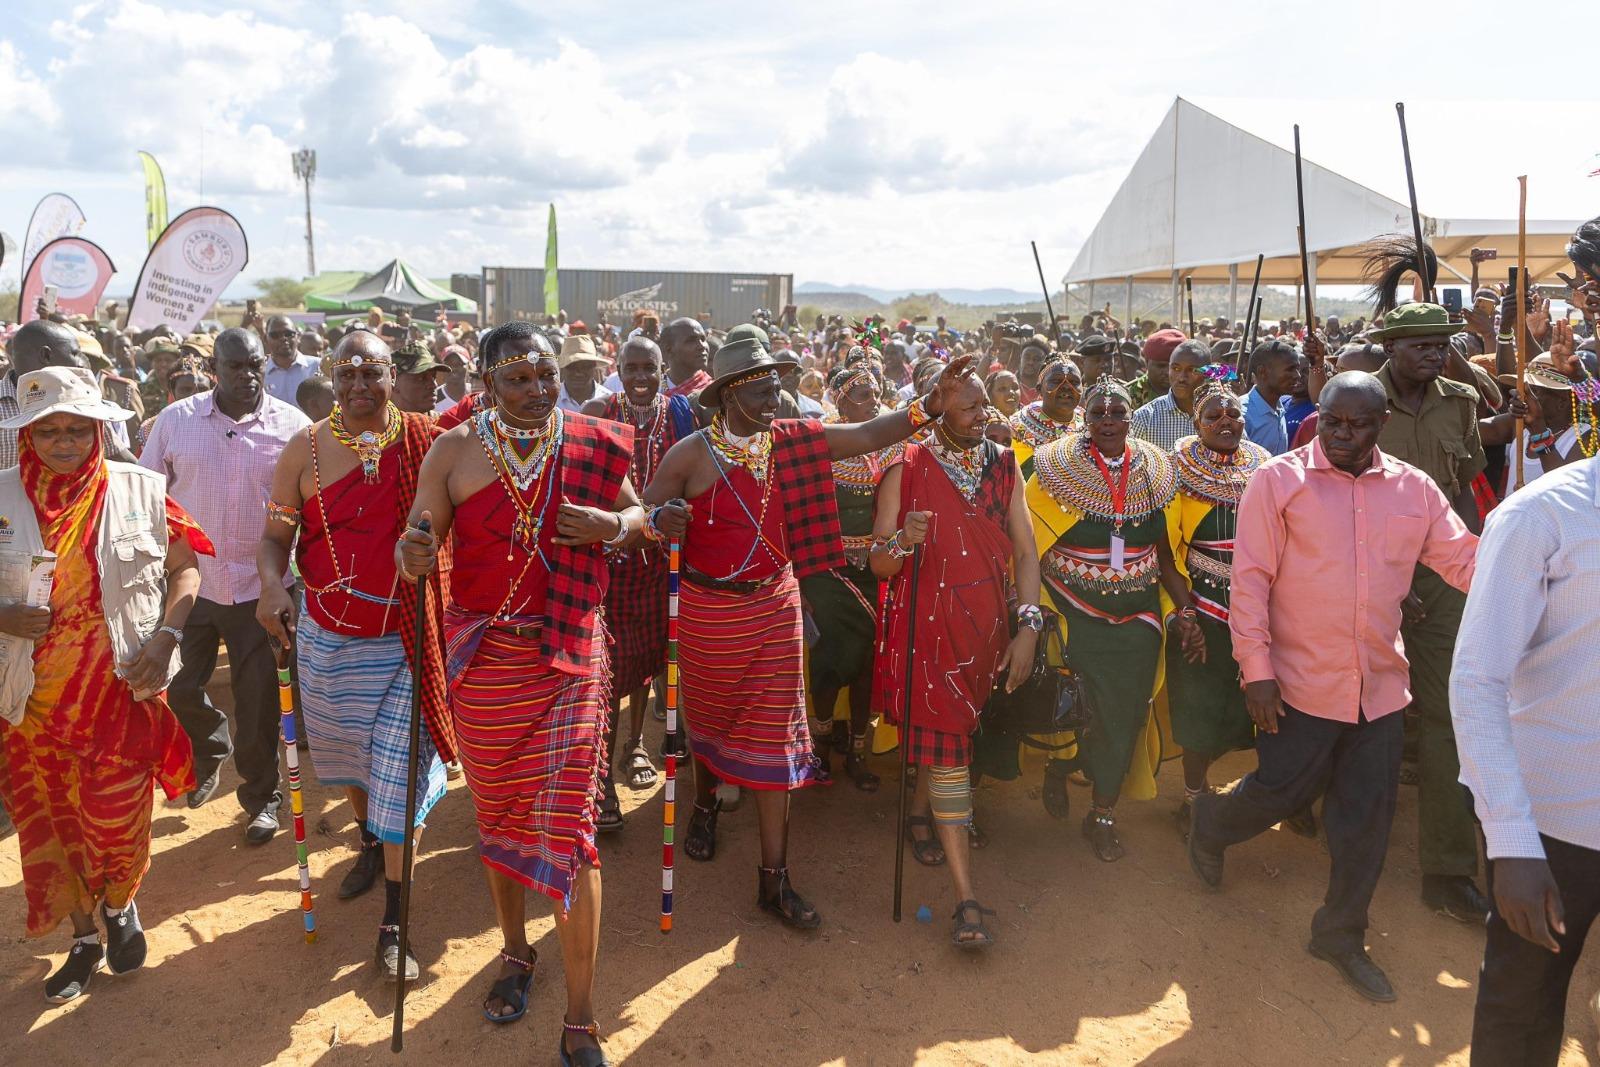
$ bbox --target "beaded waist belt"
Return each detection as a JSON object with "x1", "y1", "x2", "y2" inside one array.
[
  {"x1": 1185, "y1": 545, "x2": 1233, "y2": 583},
  {"x1": 1045, "y1": 542, "x2": 1158, "y2": 593}
]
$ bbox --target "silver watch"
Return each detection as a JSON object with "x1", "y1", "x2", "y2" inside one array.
[{"x1": 159, "y1": 625, "x2": 183, "y2": 642}]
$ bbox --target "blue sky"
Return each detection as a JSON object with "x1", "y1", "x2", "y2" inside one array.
[{"x1": 2, "y1": 1, "x2": 1593, "y2": 298}]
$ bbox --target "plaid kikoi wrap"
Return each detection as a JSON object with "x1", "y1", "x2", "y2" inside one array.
[
  {"x1": 903, "y1": 723, "x2": 972, "y2": 768},
  {"x1": 771, "y1": 418, "x2": 845, "y2": 578},
  {"x1": 448, "y1": 626, "x2": 608, "y2": 910},
  {"x1": 395, "y1": 411, "x2": 456, "y2": 763}
]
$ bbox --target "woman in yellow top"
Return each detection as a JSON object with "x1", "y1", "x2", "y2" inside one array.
[
  {"x1": 1026, "y1": 376, "x2": 1203, "y2": 861},
  {"x1": 1165, "y1": 373, "x2": 1270, "y2": 836}
]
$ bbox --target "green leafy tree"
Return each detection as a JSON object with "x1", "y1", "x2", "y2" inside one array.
[
  {"x1": 255, "y1": 276, "x2": 314, "y2": 309},
  {"x1": 0, "y1": 282, "x2": 18, "y2": 322}
]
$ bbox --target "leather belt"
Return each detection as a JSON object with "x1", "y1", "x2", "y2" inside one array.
[
  {"x1": 682, "y1": 564, "x2": 786, "y2": 595},
  {"x1": 491, "y1": 621, "x2": 544, "y2": 640}
]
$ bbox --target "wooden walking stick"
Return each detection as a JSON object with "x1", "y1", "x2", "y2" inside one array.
[
  {"x1": 660, "y1": 536, "x2": 682, "y2": 934},
  {"x1": 1395, "y1": 102, "x2": 1435, "y2": 303},
  {"x1": 272, "y1": 616, "x2": 316, "y2": 945},
  {"x1": 891, "y1": 544, "x2": 921, "y2": 923},
  {"x1": 392, "y1": 517, "x2": 431, "y2": 1053},
  {"x1": 1293, "y1": 125, "x2": 1316, "y2": 332},
  {"x1": 1515, "y1": 175, "x2": 1529, "y2": 490},
  {"x1": 1031, "y1": 241, "x2": 1059, "y2": 341},
  {"x1": 1184, "y1": 275, "x2": 1196, "y2": 336},
  {"x1": 1234, "y1": 254, "x2": 1265, "y2": 374}
]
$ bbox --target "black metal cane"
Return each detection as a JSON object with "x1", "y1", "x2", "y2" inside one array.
[
  {"x1": 892, "y1": 545, "x2": 921, "y2": 922},
  {"x1": 392, "y1": 517, "x2": 430, "y2": 1053}
]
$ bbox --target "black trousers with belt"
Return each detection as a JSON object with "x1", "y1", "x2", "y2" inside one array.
[
  {"x1": 1193, "y1": 702, "x2": 1404, "y2": 953},
  {"x1": 1471, "y1": 834, "x2": 1600, "y2": 1066},
  {"x1": 166, "y1": 596, "x2": 281, "y2": 816}
]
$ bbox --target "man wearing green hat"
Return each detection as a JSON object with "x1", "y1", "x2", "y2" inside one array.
[
  {"x1": 139, "y1": 336, "x2": 184, "y2": 419},
  {"x1": 1372, "y1": 302, "x2": 1490, "y2": 923},
  {"x1": 392, "y1": 340, "x2": 449, "y2": 415}
]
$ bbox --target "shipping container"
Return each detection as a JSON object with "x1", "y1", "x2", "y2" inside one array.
[
  {"x1": 480, "y1": 267, "x2": 792, "y2": 332},
  {"x1": 449, "y1": 273, "x2": 482, "y2": 306}
]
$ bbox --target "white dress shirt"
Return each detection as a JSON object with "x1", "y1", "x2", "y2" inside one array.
[{"x1": 1451, "y1": 456, "x2": 1600, "y2": 859}]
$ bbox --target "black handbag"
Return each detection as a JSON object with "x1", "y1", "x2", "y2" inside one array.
[{"x1": 981, "y1": 611, "x2": 1094, "y2": 740}]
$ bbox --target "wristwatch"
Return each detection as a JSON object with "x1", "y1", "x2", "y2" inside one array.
[{"x1": 159, "y1": 625, "x2": 183, "y2": 642}]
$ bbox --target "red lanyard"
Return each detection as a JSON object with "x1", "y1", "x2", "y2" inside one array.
[{"x1": 1090, "y1": 444, "x2": 1130, "y2": 531}]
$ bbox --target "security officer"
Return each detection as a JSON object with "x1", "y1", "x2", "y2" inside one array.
[{"x1": 1371, "y1": 302, "x2": 1489, "y2": 923}]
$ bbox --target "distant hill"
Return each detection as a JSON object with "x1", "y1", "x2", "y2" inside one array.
[{"x1": 797, "y1": 281, "x2": 1039, "y2": 307}]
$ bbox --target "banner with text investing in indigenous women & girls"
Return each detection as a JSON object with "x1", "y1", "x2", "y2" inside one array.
[{"x1": 126, "y1": 206, "x2": 249, "y2": 334}]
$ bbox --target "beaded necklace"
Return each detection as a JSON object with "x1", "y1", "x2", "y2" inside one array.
[
  {"x1": 627, "y1": 393, "x2": 671, "y2": 482},
  {"x1": 1033, "y1": 433, "x2": 1176, "y2": 524},
  {"x1": 306, "y1": 423, "x2": 401, "y2": 630},
  {"x1": 927, "y1": 422, "x2": 986, "y2": 501},
  {"x1": 706, "y1": 414, "x2": 773, "y2": 482},
  {"x1": 330, "y1": 402, "x2": 402, "y2": 483},
  {"x1": 1172, "y1": 436, "x2": 1268, "y2": 508},
  {"x1": 475, "y1": 407, "x2": 564, "y2": 559},
  {"x1": 826, "y1": 415, "x2": 903, "y2": 493},
  {"x1": 1571, "y1": 378, "x2": 1600, "y2": 458},
  {"x1": 699, "y1": 425, "x2": 782, "y2": 577},
  {"x1": 1008, "y1": 401, "x2": 1078, "y2": 449}
]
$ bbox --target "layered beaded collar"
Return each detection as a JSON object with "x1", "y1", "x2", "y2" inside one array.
[
  {"x1": 1033, "y1": 433, "x2": 1176, "y2": 524},
  {"x1": 1171, "y1": 435, "x2": 1269, "y2": 508}
]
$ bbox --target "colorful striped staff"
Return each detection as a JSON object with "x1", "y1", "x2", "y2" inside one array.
[
  {"x1": 661, "y1": 537, "x2": 681, "y2": 933},
  {"x1": 272, "y1": 628, "x2": 317, "y2": 944}
]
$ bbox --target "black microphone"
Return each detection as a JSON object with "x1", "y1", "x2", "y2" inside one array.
[{"x1": 225, "y1": 429, "x2": 237, "y2": 439}]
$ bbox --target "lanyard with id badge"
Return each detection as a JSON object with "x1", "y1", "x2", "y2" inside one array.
[{"x1": 1091, "y1": 447, "x2": 1130, "y2": 571}]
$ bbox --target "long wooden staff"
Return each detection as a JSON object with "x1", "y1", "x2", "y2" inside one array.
[
  {"x1": 891, "y1": 544, "x2": 922, "y2": 923},
  {"x1": 392, "y1": 517, "x2": 431, "y2": 1053},
  {"x1": 1031, "y1": 241, "x2": 1059, "y2": 341},
  {"x1": 1515, "y1": 176, "x2": 1529, "y2": 490},
  {"x1": 1395, "y1": 103, "x2": 1435, "y2": 302},
  {"x1": 1293, "y1": 125, "x2": 1316, "y2": 332},
  {"x1": 1185, "y1": 276, "x2": 1196, "y2": 335},
  {"x1": 1234, "y1": 254, "x2": 1265, "y2": 373},
  {"x1": 272, "y1": 619, "x2": 316, "y2": 945},
  {"x1": 660, "y1": 537, "x2": 682, "y2": 933}
]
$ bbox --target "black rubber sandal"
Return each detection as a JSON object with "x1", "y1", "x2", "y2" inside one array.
[
  {"x1": 904, "y1": 815, "x2": 946, "y2": 867},
  {"x1": 597, "y1": 781, "x2": 624, "y2": 834},
  {"x1": 1082, "y1": 809, "x2": 1126, "y2": 863},
  {"x1": 683, "y1": 800, "x2": 719, "y2": 862},
  {"x1": 482, "y1": 949, "x2": 536, "y2": 1024},
  {"x1": 950, "y1": 899, "x2": 997, "y2": 949},
  {"x1": 757, "y1": 866, "x2": 822, "y2": 930},
  {"x1": 844, "y1": 747, "x2": 880, "y2": 793},
  {"x1": 624, "y1": 741, "x2": 657, "y2": 789}
]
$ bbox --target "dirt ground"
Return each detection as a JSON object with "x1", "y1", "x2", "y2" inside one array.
[{"x1": 3, "y1": 676, "x2": 1596, "y2": 1067}]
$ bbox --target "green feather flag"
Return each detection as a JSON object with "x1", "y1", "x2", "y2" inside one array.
[{"x1": 543, "y1": 203, "x2": 559, "y2": 317}]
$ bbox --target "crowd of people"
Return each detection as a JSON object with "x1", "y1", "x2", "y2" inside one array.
[{"x1": 0, "y1": 220, "x2": 1598, "y2": 1066}]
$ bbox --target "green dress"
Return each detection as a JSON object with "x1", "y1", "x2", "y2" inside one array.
[{"x1": 1165, "y1": 503, "x2": 1252, "y2": 758}]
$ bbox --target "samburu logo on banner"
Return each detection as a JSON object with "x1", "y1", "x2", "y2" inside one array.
[
  {"x1": 181, "y1": 229, "x2": 234, "y2": 275},
  {"x1": 596, "y1": 282, "x2": 679, "y2": 316},
  {"x1": 41, "y1": 248, "x2": 96, "y2": 297}
]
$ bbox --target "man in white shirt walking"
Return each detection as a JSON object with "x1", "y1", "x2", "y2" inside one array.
[{"x1": 1451, "y1": 455, "x2": 1600, "y2": 1065}]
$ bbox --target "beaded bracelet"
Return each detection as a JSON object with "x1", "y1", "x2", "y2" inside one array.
[
  {"x1": 266, "y1": 500, "x2": 302, "y2": 527},
  {"x1": 880, "y1": 531, "x2": 915, "y2": 559},
  {"x1": 643, "y1": 506, "x2": 667, "y2": 544},
  {"x1": 906, "y1": 394, "x2": 935, "y2": 429}
]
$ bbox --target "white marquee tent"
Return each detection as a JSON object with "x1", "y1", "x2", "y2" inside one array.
[{"x1": 1065, "y1": 98, "x2": 1582, "y2": 320}]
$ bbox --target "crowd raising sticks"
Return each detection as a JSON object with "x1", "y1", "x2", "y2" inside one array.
[{"x1": 2, "y1": 203, "x2": 1600, "y2": 1063}]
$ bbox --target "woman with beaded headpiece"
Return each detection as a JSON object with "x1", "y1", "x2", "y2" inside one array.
[
  {"x1": 1025, "y1": 375, "x2": 1205, "y2": 862},
  {"x1": 1164, "y1": 369, "x2": 1271, "y2": 836},
  {"x1": 1007, "y1": 355, "x2": 1082, "y2": 479},
  {"x1": 801, "y1": 356, "x2": 900, "y2": 790}
]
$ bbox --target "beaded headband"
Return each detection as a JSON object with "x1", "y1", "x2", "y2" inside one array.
[
  {"x1": 1082, "y1": 374, "x2": 1132, "y2": 411},
  {"x1": 331, "y1": 348, "x2": 393, "y2": 371},
  {"x1": 1191, "y1": 378, "x2": 1238, "y2": 415},
  {"x1": 484, "y1": 333, "x2": 556, "y2": 373}
]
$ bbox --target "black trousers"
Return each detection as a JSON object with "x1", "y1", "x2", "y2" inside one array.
[
  {"x1": 1471, "y1": 834, "x2": 1600, "y2": 1066},
  {"x1": 166, "y1": 596, "x2": 281, "y2": 815},
  {"x1": 1193, "y1": 703, "x2": 1403, "y2": 953}
]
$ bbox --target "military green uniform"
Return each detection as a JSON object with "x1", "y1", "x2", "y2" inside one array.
[{"x1": 1374, "y1": 363, "x2": 1483, "y2": 880}]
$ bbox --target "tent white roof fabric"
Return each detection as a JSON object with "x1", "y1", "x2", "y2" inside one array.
[{"x1": 1065, "y1": 99, "x2": 1581, "y2": 288}]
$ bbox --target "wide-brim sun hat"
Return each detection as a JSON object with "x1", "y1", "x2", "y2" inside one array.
[
  {"x1": 1369, "y1": 302, "x2": 1467, "y2": 342},
  {"x1": 1, "y1": 366, "x2": 134, "y2": 430},
  {"x1": 699, "y1": 333, "x2": 797, "y2": 409}
]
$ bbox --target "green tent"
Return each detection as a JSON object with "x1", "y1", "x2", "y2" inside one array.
[{"x1": 303, "y1": 258, "x2": 476, "y2": 315}]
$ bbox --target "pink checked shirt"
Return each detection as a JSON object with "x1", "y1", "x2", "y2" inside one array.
[{"x1": 1229, "y1": 439, "x2": 1477, "y2": 722}]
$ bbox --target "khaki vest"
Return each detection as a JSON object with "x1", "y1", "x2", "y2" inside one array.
[{"x1": 0, "y1": 461, "x2": 181, "y2": 724}]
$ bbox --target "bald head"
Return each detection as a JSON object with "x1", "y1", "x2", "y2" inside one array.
[
  {"x1": 214, "y1": 326, "x2": 263, "y2": 361},
  {"x1": 9, "y1": 319, "x2": 85, "y2": 379},
  {"x1": 333, "y1": 329, "x2": 392, "y2": 364},
  {"x1": 1320, "y1": 370, "x2": 1389, "y2": 416}
]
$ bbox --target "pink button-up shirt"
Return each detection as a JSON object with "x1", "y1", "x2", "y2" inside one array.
[{"x1": 1230, "y1": 439, "x2": 1477, "y2": 722}]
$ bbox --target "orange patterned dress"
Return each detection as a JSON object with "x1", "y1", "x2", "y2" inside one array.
[{"x1": 0, "y1": 433, "x2": 209, "y2": 936}]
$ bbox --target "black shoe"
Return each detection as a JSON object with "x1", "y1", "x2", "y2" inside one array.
[
  {"x1": 102, "y1": 900, "x2": 147, "y2": 975},
  {"x1": 187, "y1": 770, "x2": 221, "y2": 810},
  {"x1": 1308, "y1": 942, "x2": 1396, "y2": 1002},
  {"x1": 245, "y1": 806, "x2": 279, "y2": 845},
  {"x1": 337, "y1": 842, "x2": 384, "y2": 900},
  {"x1": 1422, "y1": 875, "x2": 1490, "y2": 924},
  {"x1": 1186, "y1": 795, "x2": 1224, "y2": 889},
  {"x1": 376, "y1": 925, "x2": 420, "y2": 983},
  {"x1": 1284, "y1": 805, "x2": 1318, "y2": 838},
  {"x1": 45, "y1": 940, "x2": 104, "y2": 1003},
  {"x1": 1174, "y1": 799, "x2": 1193, "y2": 840}
]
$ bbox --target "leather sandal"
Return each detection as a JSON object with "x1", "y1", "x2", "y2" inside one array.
[
  {"x1": 950, "y1": 899, "x2": 997, "y2": 949},
  {"x1": 757, "y1": 866, "x2": 821, "y2": 930},
  {"x1": 482, "y1": 949, "x2": 536, "y2": 1024},
  {"x1": 1082, "y1": 809, "x2": 1126, "y2": 863},
  {"x1": 683, "y1": 800, "x2": 719, "y2": 862},
  {"x1": 559, "y1": 1019, "x2": 612, "y2": 1067},
  {"x1": 904, "y1": 815, "x2": 946, "y2": 867}
]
